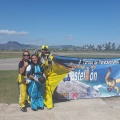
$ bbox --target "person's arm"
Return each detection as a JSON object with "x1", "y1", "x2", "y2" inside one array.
[
  {"x1": 26, "y1": 65, "x2": 39, "y2": 82},
  {"x1": 19, "y1": 61, "x2": 28, "y2": 74},
  {"x1": 29, "y1": 75, "x2": 39, "y2": 82},
  {"x1": 114, "y1": 86, "x2": 119, "y2": 94}
]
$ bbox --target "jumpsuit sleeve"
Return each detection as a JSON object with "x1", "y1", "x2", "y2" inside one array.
[
  {"x1": 114, "y1": 86, "x2": 119, "y2": 94},
  {"x1": 19, "y1": 61, "x2": 24, "y2": 69},
  {"x1": 26, "y1": 65, "x2": 31, "y2": 83}
]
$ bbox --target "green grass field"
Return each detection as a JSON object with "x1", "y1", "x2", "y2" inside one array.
[
  {"x1": 54, "y1": 51, "x2": 120, "y2": 58},
  {"x1": 0, "y1": 70, "x2": 19, "y2": 104},
  {"x1": 0, "y1": 52, "x2": 22, "y2": 59},
  {"x1": 0, "y1": 50, "x2": 120, "y2": 59}
]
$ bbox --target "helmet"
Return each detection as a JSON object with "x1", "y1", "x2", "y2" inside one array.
[
  {"x1": 41, "y1": 45, "x2": 49, "y2": 51},
  {"x1": 40, "y1": 45, "x2": 50, "y2": 57},
  {"x1": 45, "y1": 45, "x2": 49, "y2": 49},
  {"x1": 41, "y1": 45, "x2": 45, "y2": 50}
]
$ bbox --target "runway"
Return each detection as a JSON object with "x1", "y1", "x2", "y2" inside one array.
[{"x1": 0, "y1": 58, "x2": 20, "y2": 70}]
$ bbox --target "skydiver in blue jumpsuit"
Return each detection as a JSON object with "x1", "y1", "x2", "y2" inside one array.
[{"x1": 26, "y1": 54, "x2": 45, "y2": 111}]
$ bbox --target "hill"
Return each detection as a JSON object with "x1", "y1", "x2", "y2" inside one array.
[
  {"x1": 0, "y1": 41, "x2": 39, "y2": 50},
  {"x1": 0, "y1": 41, "x2": 74, "y2": 50}
]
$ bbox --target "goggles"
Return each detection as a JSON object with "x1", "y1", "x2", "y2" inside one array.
[{"x1": 23, "y1": 54, "x2": 30, "y2": 56}]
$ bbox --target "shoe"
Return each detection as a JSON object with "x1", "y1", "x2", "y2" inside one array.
[
  {"x1": 38, "y1": 107, "x2": 44, "y2": 110},
  {"x1": 108, "y1": 67, "x2": 112, "y2": 72},
  {"x1": 25, "y1": 100, "x2": 31, "y2": 108},
  {"x1": 32, "y1": 108, "x2": 38, "y2": 111},
  {"x1": 25, "y1": 103, "x2": 31, "y2": 107},
  {"x1": 47, "y1": 105, "x2": 54, "y2": 110},
  {"x1": 21, "y1": 107, "x2": 27, "y2": 112},
  {"x1": 47, "y1": 108, "x2": 52, "y2": 110},
  {"x1": 27, "y1": 103, "x2": 31, "y2": 107},
  {"x1": 47, "y1": 107, "x2": 53, "y2": 110}
]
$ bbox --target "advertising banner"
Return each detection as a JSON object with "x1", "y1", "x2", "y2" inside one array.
[{"x1": 53, "y1": 55, "x2": 120, "y2": 100}]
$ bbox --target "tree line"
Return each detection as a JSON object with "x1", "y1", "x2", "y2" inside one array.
[{"x1": 50, "y1": 42, "x2": 120, "y2": 51}]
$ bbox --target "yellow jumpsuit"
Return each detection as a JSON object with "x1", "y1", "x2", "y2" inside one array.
[
  {"x1": 17, "y1": 74, "x2": 30, "y2": 108},
  {"x1": 105, "y1": 70, "x2": 120, "y2": 94},
  {"x1": 38, "y1": 53, "x2": 70, "y2": 109}
]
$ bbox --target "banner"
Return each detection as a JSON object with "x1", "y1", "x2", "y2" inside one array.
[{"x1": 53, "y1": 55, "x2": 120, "y2": 100}]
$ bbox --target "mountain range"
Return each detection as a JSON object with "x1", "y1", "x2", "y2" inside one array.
[
  {"x1": 0, "y1": 41, "x2": 39, "y2": 50},
  {"x1": 0, "y1": 41, "x2": 73, "y2": 50}
]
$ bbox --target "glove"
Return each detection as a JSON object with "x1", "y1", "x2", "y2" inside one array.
[
  {"x1": 38, "y1": 75, "x2": 46, "y2": 84},
  {"x1": 43, "y1": 73, "x2": 46, "y2": 79},
  {"x1": 26, "y1": 79, "x2": 31, "y2": 84},
  {"x1": 34, "y1": 77, "x2": 39, "y2": 82}
]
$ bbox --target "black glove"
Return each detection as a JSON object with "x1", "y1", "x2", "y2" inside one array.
[{"x1": 38, "y1": 75, "x2": 46, "y2": 84}]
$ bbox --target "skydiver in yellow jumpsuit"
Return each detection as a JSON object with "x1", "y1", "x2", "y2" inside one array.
[
  {"x1": 37, "y1": 45, "x2": 70, "y2": 109},
  {"x1": 105, "y1": 67, "x2": 120, "y2": 95},
  {"x1": 17, "y1": 50, "x2": 31, "y2": 112}
]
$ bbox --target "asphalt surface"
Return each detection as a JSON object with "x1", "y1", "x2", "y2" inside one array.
[
  {"x1": 0, "y1": 58, "x2": 20, "y2": 70},
  {"x1": 0, "y1": 97, "x2": 120, "y2": 120}
]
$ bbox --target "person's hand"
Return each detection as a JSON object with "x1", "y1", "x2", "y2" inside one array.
[
  {"x1": 43, "y1": 73, "x2": 46, "y2": 79},
  {"x1": 34, "y1": 77, "x2": 39, "y2": 82},
  {"x1": 23, "y1": 61, "x2": 28, "y2": 68}
]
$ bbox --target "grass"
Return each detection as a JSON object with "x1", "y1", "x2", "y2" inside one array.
[
  {"x1": 0, "y1": 70, "x2": 19, "y2": 104},
  {"x1": 64, "y1": 54, "x2": 120, "y2": 58},
  {"x1": 0, "y1": 51, "x2": 22, "y2": 59},
  {"x1": 1, "y1": 50, "x2": 120, "y2": 59},
  {"x1": 54, "y1": 51, "x2": 120, "y2": 58}
]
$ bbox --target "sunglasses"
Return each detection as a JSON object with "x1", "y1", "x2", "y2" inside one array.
[{"x1": 23, "y1": 54, "x2": 30, "y2": 56}]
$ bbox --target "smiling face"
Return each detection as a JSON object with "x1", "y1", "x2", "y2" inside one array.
[
  {"x1": 31, "y1": 55, "x2": 38, "y2": 64},
  {"x1": 23, "y1": 51, "x2": 30, "y2": 61}
]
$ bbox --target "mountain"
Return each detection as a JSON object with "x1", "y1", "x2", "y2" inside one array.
[
  {"x1": 0, "y1": 41, "x2": 75, "y2": 50},
  {"x1": 0, "y1": 41, "x2": 39, "y2": 50}
]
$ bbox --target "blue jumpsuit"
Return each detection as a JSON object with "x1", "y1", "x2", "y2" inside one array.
[{"x1": 27, "y1": 64, "x2": 44, "y2": 111}]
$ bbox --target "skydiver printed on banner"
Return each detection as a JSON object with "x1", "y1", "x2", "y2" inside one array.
[{"x1": 53, "y1": 56, "x2": 120, "y2": 100}]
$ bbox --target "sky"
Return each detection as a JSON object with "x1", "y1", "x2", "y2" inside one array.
[{"x1": 0, "y1": 0, "x2": 120, "y2": 46}]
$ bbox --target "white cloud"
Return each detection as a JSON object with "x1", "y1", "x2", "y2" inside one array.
[
  {"x1": 0, "y1": 30, "x2": 28, "y2": 35},
  {"x1": 66, "y1": 35, "x2": 74, "y2": 40}
]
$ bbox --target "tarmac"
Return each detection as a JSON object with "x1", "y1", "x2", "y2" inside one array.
[
  {"x1": 0, "y1": 58, "x2": 120, "y2": 120},
  {"x1": 0, "y1": 97, "x2": 120, "y2": 120},
  {"x1": 0, "y1": 58, "x2": 20, "y2": 70}
]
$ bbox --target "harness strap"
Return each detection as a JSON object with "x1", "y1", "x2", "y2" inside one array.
[{"x1": 31, "y1": 63, "x2": 44, "y2": 75}]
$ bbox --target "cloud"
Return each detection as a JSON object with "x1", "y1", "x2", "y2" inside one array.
[
  {"x1": 0, "y1": 30, "x2": 28, "y2": 35},
  {"x1": 66, "y1": 35, "x2": 74, "y2": 40}
]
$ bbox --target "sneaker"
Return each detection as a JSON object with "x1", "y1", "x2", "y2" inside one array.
[
  {"x1": 38, "y1": 107, "x2": 44, "y2": 110},
  {"x1": 47, "y1": 107, "x2": 53, "y2": 110},
  {"x1": 32, "y1": 108, "x2": 38, "y2": 111},
  {"x1": 47, "y1": 108, "x2": 52, "y2": 110},
  {"x1": 25, "y1": 100, "x2": 31, "y2": 108},
  {"x1": 21, "y1": 107, "x2": 27, "y2": 112},
  {"x1": 108, "y1": 67, "x2": 112, "y2": 72},
  {"x1": 27, "y1": 103, "x2": 31, "y2": 107}
]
